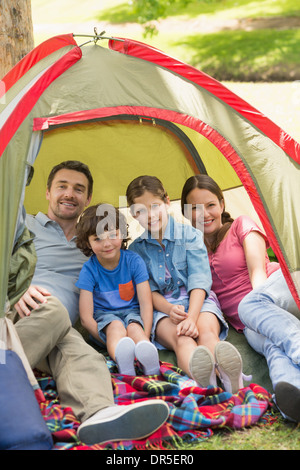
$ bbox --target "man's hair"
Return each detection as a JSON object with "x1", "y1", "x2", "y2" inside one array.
[
  {"x1": 76, "y1": 203, "x2": 129, "y2": 257},
  {"x1": 47, "y1": 160, "x2": 94, "y2": 198}
]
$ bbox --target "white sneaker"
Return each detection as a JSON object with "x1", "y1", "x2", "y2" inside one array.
[
  {"x1": 115, "y1": 337, "x2": 136, "y2": 375},
  {"x1": 215, "y1": 342, "x2": 243, "y2": 393},
  {"x1": 135, "y1": 340, "x2": 160, "y2": 375},
  {"x1": 189, "y1": 345, "x2": 217, "y2": 388},
  {"x1": 77, "y1": 400, "x2": 169, "y2": 445}
]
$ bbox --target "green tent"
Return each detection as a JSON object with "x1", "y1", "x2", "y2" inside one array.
[{"x1": 1, "y1": 33, "x2": 300, "y2": 319}]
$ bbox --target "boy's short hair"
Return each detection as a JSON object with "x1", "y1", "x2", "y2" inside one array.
[{"x1": 76, "y1": 203, "x2": 129, "y2": 257}]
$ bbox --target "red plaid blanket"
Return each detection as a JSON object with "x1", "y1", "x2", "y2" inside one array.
[{"x1": 36, "y1": 361, "x2": 275, "y2": 450}]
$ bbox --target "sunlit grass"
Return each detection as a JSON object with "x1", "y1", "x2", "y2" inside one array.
[
  {"x1": 175, "y1": 0, "x2": 300, "y2": 21},
  {"x1": 95, "y1": 0, "x2": 300, "y2": 23},
  {"x1": 31, "y1": 0, "x2": 124, "y2": 24},
  {"x1": 170, "y1": 29, "x2": 300, "y2": 81}
]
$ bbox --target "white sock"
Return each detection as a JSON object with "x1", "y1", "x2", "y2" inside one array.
[
  {"x1": 115, "y1": 337, "x2": 136, "y2": 375},
  {"x1": 135, "y1": 340, "x2": 160, "y2": 375}
]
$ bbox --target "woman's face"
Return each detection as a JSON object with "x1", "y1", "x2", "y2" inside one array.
[{"x1": 185, "y1": 187, "x2": 224, "y2": 238}]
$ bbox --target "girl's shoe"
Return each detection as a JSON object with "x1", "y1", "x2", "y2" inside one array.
[
  {"x1": 189, "y1": 345, "x2": 217, "y2": 388},
  {"x1": 215, "y1": 341, "x2": 243, "y2": 393},
  {"x1": 115, "y1": 337, "x2": 136, "y2": 375},
  {"x1": 135, "y1": 340, "x2": 160, "y2": 375}
]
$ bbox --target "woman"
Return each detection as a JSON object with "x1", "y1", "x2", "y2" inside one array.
[{"x1": 181, "y1": 174, "x2": 300, "y2": 422}]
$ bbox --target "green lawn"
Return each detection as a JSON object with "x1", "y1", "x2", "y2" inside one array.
[
  {"x1": 180, "y1": 417, "x2": 300, "y2": 450},
  {"x1": 95, "y1": 0, "x2": 300, "y2": 23},
  {"x1": 172, "y1": 29, "x2": 300, "y2": 81}
]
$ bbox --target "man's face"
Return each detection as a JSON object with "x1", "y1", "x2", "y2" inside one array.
[{"x1": 46, "y1": 169, "x2": 91, "y2": 222}]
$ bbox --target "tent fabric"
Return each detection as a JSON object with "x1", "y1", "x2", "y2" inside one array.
[{"x1": 0, "y1": 34, "x2": 299, "y2": 318}]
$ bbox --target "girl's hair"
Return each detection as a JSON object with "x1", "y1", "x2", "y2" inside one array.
[
  {"x1": 76, "y1": 203, "x2": 129, "y2": 256},
  {"x1": 181, "y1": 174, "x2": 234, "y2": 252},
  {"x1": 126, "y1": 175, "x2": 168, "y2": 208}
]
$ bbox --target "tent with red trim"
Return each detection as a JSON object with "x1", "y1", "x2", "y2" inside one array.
[{"x1": 0, "y1": 33, "x2": 300, "y2": 317}]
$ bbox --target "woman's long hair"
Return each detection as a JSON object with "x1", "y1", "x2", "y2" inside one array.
[{"x1": 181, "y1": 175, "x2": 234, "y2": 252}]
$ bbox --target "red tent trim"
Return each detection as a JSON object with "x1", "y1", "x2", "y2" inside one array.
[
  {"x1": 0, "y1": 34, "x2": 77, "y2": 99},
  {"x1": 0, "y1": 46, "x2": 82, "y2": 158}
]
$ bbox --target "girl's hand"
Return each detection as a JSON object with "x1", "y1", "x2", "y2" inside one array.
[
  {"x1": 176, "y1": 318, "x2": 199, "y2": 339},
  {"x1": 169, "y1": 304, "x2": 188, "y2": 324}
]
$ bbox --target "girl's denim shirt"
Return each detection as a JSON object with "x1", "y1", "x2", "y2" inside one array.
[{"x1": 129, "y1": 216, "x2": 212, "y2": 299}]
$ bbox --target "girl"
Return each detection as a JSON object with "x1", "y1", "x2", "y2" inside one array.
[
  {"x1": 126, "y1": 175, "x2": 244, "y2": 393},
  {"x1": 181, "y1": 174, "x2": 300, "y2": 422},
  {"x1": 75, "y1": 203, "x2": 160, "y2": 376}
]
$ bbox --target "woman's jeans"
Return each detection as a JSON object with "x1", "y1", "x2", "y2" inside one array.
[{"x1": 238, "y1": 269, "x2": 300, "y2": 390}]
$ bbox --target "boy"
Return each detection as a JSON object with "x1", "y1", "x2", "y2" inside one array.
[{"x1": 76, "y1": 203, "x2": 160, "y2": 376}]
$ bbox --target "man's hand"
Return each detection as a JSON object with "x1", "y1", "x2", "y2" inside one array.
[{"x1": 14, "y1": 285, "x2": 51, "y2": 318}]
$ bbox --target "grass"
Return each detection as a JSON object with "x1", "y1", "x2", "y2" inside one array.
[
  {"x1": 184, "y1": 418, "x2": 300, "y2": 450},
  {"x1": 172, "y1": 29, "x2": 300, "y2": 81},
  {"x1": 96, "y1": 0, "x2": 300, "y2": 23},
  {"x1": 31, "y1": 0, "x2": 123, "y2": 24}
]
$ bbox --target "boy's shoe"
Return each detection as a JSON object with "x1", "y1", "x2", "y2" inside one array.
[
  {"x1": 274, "y1": 381, "x2": 300, "y2": 422},
  {"x1": 115, "y1": 337, "x2": 136, "y2": 375},
  {"x1": 215, "y1": 341, "x2": 243, "y2": 394},
  {"x1": 189, "y1": 345, "x2": 217, "y2": 388},
  {"x1": 135, "y1": 340, "x2": 160, "y2": 375},
  {"x1": 77, "y1": 400, "x2": 169, "y2": 445}
]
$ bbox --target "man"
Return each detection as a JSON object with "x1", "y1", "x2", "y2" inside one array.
[{"x1": 9, "y1": 160, "x2": 169, "y2": 446}]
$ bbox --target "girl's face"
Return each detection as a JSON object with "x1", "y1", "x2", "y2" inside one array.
[
  {"x1": 88, "y1": 229, "x2": 123, "y2": 268},
  {"x1": 131, "y1": 190, "x2": 170, "y2": 241},
  {"x1": 185, "y1": 188, "x2": 224, "y2": 238}
]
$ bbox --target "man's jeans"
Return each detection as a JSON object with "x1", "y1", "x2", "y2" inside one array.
[{"x1": 238, "y1": 269, "x2": 300, "y2": 390}]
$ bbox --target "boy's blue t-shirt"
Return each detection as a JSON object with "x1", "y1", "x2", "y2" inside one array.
[{"x1": 76, "y1": 250, "x2": 149, "y2": 312}]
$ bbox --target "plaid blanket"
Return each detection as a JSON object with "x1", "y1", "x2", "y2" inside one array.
[{"x1": 36, "y1": 360, "x2": 275, "y2": 450}]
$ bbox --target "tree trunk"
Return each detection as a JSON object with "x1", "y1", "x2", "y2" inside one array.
[{"x1": 0, "y1": 0, "x2": 34, "y2": 78}]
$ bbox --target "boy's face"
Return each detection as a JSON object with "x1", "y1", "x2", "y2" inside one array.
[{"x1": 88, "y1": 229, "x2": 123, "y2": 268}]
